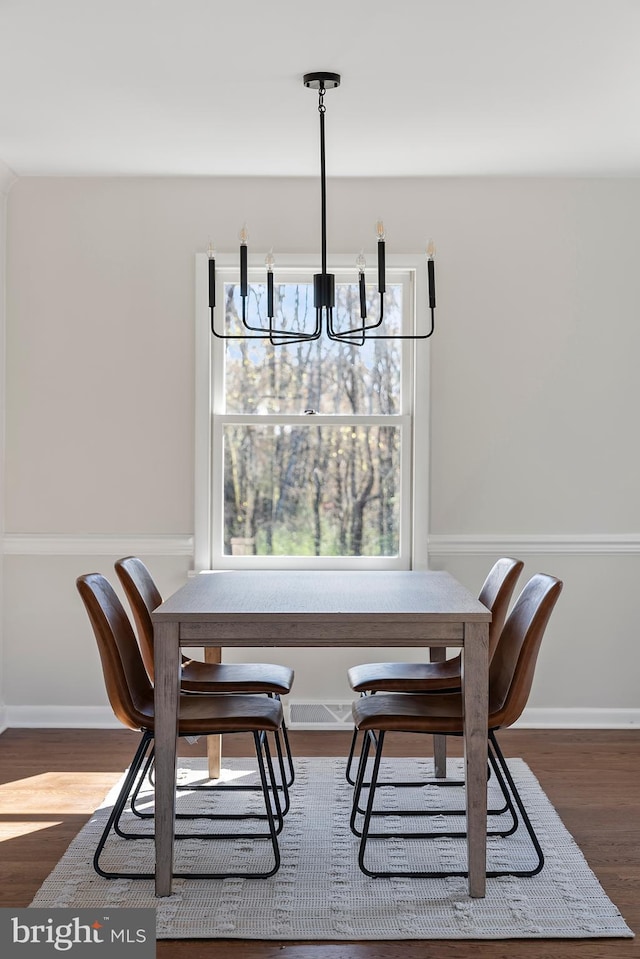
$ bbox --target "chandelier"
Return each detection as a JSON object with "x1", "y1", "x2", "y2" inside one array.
[{"x1": 208, "y1": 72, "x2": 436, "y2": 345}]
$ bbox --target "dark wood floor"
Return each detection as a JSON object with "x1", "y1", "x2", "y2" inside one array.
[{"x1": 0, "y1": 727, "x2": 638, "y2": 959}]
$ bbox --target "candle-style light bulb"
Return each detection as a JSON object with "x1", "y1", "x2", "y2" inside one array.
[
  {"x1": 265, "y1": 249, "x2": 275, "y2": 320},
  {"x1": 376, "y1": 222, "x2": 386, "y2": 295},
  {"x1": 426, "y1": 239, "x2": 436, "y2": 309},
  {"x1": 208, "y1": 241, "x2": 216, "y2": 309},
  {"x1": 239, "y1": 225, "x2": 248, "y2": 299},
  {"x1": 356, "y1": 251, "x2": 367, "y2": 319}
]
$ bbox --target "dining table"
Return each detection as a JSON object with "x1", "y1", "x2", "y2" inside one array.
[{"x1": 151, "y1": 568, "x2": 491, "y2": 898}]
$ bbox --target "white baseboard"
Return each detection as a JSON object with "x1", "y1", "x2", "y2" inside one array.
[
  {"x1": 516, "y1": 706, "x2": 640, "y2": 728},
  {"x1": 4, "y1": 706, "x2": 120, "y2": 728},
  {"x1": 2, "y1": 703, "x2": 639, "y2": 731},
  {"x1": 285, "y1": 701, "x2": 640, "y2": 731}
]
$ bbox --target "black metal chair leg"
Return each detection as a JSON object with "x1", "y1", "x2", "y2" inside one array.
[
  {"x1": 350, "y1": 729, "x2": 374, "y2": 835},
  {"x1": 269, "y1": 726, "x2": 291, "y2": 816},
  {"x1": 251, "y1": 729, "x2": 281, "y2": 876},
  {"x1": 134, "y1": 728, "x2": 291, "y2": 826},
  {"x1": 345, "y1": 724, "x2": 361, "y2": 785},
  {"x1": 173, "y1": 728, "x2": 288, "y2": 826},
  {"x1": 355, "y1": 728, "x2": 543, "y2": 879},
  {"x1": 488, "y1": 731, "x2": 544, "y2": 877},
  {"x1": 112, "y1": 738, "x2": 156, "y2": 838},
  {"x1": 94, "y1": 729, "x2": 282, "y2": 880},
  {"x1": 120, "y1": 742, "x2": 286, "y2": 840},
  {"x1": 129, "y1": 746, "x2": 156, "y2": 819},
  {"x1": 174, "y1": 697, "x2": 294, "y2": 799},
  {"x1": 350, "y1": 731, "x2": 508, "y2": 822},
  {"x1": 94, "y1": 732, "x2": 155, "y2": 878},
  {"x1": 278, "y1": 710, "x2": 295, "y2": 787},
  {"x1": 260, "y1": 730, "x2": 285, "y2": 833},
  {"x1": 171, "y1": 730, "x2": 282, "y2": 879},
  {"x1": 350, "y1": 730, "x2": 516, "y2": 840}
]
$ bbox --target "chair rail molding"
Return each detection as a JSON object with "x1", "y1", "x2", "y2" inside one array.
[
  {"x1": 2, "y1": 533, "x2": 194, "y2": 556},
  {"x1": 5, "y1": 532, "x2": 638, "y2": 558},
  {"x1": 428, "y1": 533, "x2": 640, "y2": 555}
]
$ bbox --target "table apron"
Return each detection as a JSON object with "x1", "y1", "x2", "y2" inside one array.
[{"x1": 178, "y1": 621, "x2": 465, "y2": 645}]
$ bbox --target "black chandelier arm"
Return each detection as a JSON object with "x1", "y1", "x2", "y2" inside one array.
[
  {"x1": 338, "y1": 307, "x2": 436, "y2": 340},
  {"x1": 210, "y1": 309, "x2": 282, "y2": 339},
  {"x1": 329, "y1": 330, "x2": 365, "y2": 346},
  {"x1": 239, "y1": 288, "x2": 316, "y2": 338},
  {"x1": 211, "y1": 295, "x2": 434, "y2": 343},
  {"x1": 265, "y1": 307, "x2": 322, "y2": 344},
  {"x1": 239, "y1": 292, "x2": 279, "y2": 335},
  {"x1": 268, "y1": 332, "x2": 321, "y2": 346},
  {"x1": 210, "y1": 304, "x2": 322, "y2": 343},
  {"x1": 327, "y1": 291, "x2": 386, "y2": 341}
]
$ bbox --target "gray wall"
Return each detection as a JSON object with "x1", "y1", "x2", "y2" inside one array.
[{"x1": 2, "y1": 176, "x2": 640, "y2": 724}]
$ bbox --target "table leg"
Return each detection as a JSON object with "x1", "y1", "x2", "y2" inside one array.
[
  {"x1": 204, "y1": 647, "x2": 222, "y2": 778},
  {"x1": 429, "y1": 646, "x2": 448, "y2": 778},
  {"x1": 462, "y1": 621, "x2": 488, "y2": 898},
  {"x1": 154, "y1": 621, "x2": 181, "y2": 897}
]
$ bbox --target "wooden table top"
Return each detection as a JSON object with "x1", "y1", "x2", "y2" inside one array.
[{"x1": 152, "y1": 569, "x2": 491, "y2": 623}]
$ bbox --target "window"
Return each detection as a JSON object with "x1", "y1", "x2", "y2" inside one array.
[{"x1": 194, "y1": 254, "x2": 430, "y2": 571}]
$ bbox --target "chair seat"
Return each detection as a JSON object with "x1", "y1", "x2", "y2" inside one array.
[
  {"x1": 348, "y1": 657, "x2": 462, "y2": 693},
  {"x1": 180, "y1": 660, "x2": 294, "y2": 695},
  {"x1": 120, "y1": 690, "x2": 283, "y2": 735},
  {"x1": 352, "y1": 691, "x2": 465, "y2": 734},
  {"x1": 180, "y1": 692, "x2": 283, "y2": 733}
]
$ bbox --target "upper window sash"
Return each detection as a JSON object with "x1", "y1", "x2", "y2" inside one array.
[{"x1": 211, "y1": 264, "x2": 414, "y2": 419}]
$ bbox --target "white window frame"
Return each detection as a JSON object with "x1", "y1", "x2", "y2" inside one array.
[{"x1": 194, "y1": 253, "x2": 431, "y2": 572}]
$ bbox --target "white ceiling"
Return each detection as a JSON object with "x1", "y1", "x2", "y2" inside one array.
[{"x1": 1, "y1": 0, "x2": 640, "y2": 178}]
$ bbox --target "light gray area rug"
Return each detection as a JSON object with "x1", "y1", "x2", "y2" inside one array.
[{"x1": 31, "y1": 756, "x2": 633, "y2": 940}]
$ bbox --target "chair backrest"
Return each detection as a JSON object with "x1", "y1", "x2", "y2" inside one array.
[
  {"x1": 478, "y1": 557, "x2": 524, "y2": 660},
  {"x1": 488, "y1": 572, "x2": 563, "y2": 729},
  {"x1": 114, "y1": 556, "x2": 163, "y2": 682},
  {"x1": 76, "y1": 573, "x2": 155, "y2": 731}
]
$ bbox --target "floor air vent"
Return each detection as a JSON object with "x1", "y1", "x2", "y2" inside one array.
[{"x1": 287, "y1": 701, "x2": 354, "y2": 729}]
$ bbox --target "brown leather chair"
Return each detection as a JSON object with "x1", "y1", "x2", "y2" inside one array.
[
  {"x1": 77, "y1": 572, "x2": 284, "y2": 880},
  {"x1": 114, "y1": 556, "x2": 295, "y2": 786},
  {"x1": 345, "y1": 557, "x2": 524, "y2": 783},
  {"x1": 350, "y1": 572, "x2": 563, "y2": 879}
]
